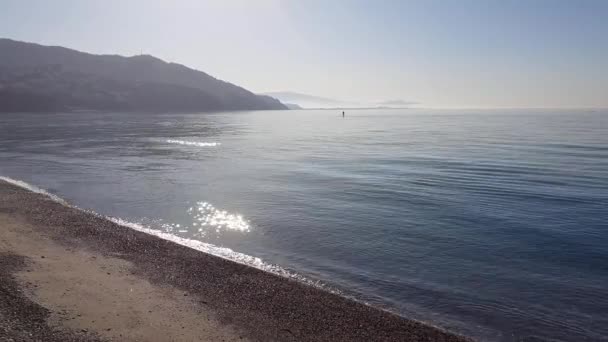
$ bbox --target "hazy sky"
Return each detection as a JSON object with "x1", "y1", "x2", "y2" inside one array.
[{"x1": 2, "y1": 0, "x2": 607, "y2": 108}]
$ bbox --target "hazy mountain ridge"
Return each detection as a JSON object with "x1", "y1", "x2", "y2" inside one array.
[
  {"x1": 262, "y1": 91, "x2": 417, "y2": 109},
  {"x1": 0, "y1": 39, "x2": 287, "y2": 112},
  {"x1": 262, "y1": 91, "x2": 354, "y2": 109}
]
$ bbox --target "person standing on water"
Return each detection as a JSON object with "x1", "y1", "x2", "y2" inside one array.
[{"x1": 342, "y1": 111, "x2": 345, "y2": 117}]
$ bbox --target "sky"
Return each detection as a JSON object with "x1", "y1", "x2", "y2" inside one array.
[{"x1": 1, "y1": 0, "x2": 607, "y2": 108}]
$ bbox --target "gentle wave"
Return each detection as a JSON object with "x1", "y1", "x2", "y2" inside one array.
[
  {"x1": 166, "y1": 139, "x2": 220, "y2": 147},
  {"x1": 0, "y1": 175, "x2": 329, "y2": 291}
]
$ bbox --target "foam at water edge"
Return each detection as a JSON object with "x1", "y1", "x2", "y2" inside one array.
[
  {"x1": 0, "y1": 176, "x2": 67, "y2": 205},
  {"x1": 0, "y1": 175, "x2": 333, "y2": 293},
  {"x1": 107, "y1": 217, "x2": 336, "y2": 291},
  {"x1": 108, "y1": 217, "x2": 293, "y2": 276}
]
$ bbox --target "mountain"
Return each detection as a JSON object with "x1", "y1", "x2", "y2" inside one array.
[{"x1": 0, "y1": 39, "x2": 287, "y2": 112}]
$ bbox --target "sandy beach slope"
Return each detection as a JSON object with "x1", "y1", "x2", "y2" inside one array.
[{"x1": 0, "y1": 180, "x2": 471, "y2": 341}]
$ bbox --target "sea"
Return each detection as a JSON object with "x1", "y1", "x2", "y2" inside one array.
[{"x1": 1, "y1": 109, "x2": 607, "y2": 341}]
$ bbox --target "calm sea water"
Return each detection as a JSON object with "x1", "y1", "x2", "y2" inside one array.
[{"x1": 1, "y1": 109, "x2": 607, "y2": 341}]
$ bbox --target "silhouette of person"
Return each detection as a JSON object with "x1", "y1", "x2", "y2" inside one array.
[{"x1": 342, "y1": 111, "x2": 345, "y2": 117}]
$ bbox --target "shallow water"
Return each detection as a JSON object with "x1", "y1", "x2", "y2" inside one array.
[{"x1": 1, "y1": 109, "x2": 607, "y2": 341}]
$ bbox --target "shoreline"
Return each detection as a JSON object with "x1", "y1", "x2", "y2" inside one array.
[{"x1": 0, "y1": 179, "x2": 471, "y2": 341}]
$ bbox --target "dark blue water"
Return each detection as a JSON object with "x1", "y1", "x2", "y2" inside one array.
[{"x1": 1, "y1": 109, "x2": 607, "y2": 341}]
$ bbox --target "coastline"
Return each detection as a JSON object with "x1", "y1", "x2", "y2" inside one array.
[{"x1": 0, "y1": 179, "x2": 471, "y2": 341}]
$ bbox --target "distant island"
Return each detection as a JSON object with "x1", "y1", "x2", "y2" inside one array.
[
  {"x1": 0, "y1": 39, "x2": 287, "y2": 113},
  {"x1": 262, "y1": 91, "x2": 417, "y2": 110},
  {"x1": 261, "y1": 92, "x2": 351, "y2": 109}
]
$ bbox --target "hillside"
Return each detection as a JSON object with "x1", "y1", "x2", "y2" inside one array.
[{"x1": 0, "y1": 39, "x2": 287, "y2": 112}]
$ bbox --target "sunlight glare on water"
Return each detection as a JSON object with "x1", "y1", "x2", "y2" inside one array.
[{"x1": 189, "y1": 201, "x2": 251, "y2": 234}]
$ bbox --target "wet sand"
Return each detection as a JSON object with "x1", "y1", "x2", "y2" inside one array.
[{"x1": 0, "y1": 180, "x2": 471, "y2": 341}]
